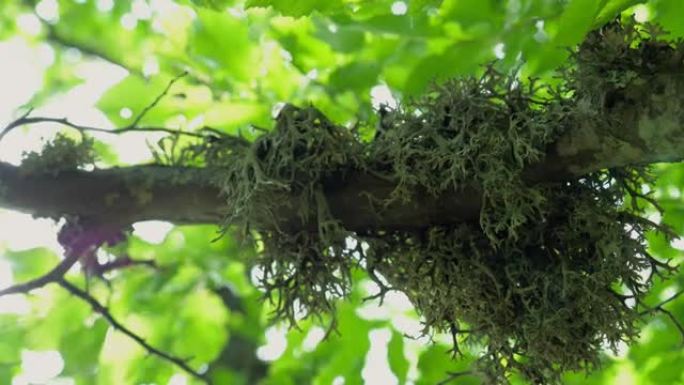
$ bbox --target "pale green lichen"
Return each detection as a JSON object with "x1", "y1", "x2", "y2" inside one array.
[
  {"x1": 21, "y1": 133, "x2": 95, "y2": 175},
  {"x1": 161, "y1": 19, "x2": 678, "y2": 385}
]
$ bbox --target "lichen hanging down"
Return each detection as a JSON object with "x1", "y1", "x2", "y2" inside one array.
[
  {"x1": 206, "y1": 104, "x2": 367, "y2": 324},
  {"x1": 183, "y1": 20, "x2": 678, "y2": 385}
]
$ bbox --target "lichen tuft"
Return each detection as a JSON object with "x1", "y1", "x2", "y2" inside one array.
[{"x1": 162, "y1": 19, "x2": 679, "y2": 385}]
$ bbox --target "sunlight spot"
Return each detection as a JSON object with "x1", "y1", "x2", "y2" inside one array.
[
  {"x1": 633, "y1": 5, "x2": 650, "y2": 23},
  {"x1": 0, "y1": 261, "x2": 30, "y2": 314},
  {"x1": 132, "y1": 0, "x2": 153, "y2": 20},
  {"x1": 604, "y1": 339, "x2": 629, "y2": 359},
  {"x1": 16, "y1": 14, "x2": 42, "y2": 36},
  {"x1": 188, "y1": 114, "x2": 205, "y2": 131},
  {"x1": 370, "y1": 84, "x2": 398, "y2": 110},
  {"x1": 35, "y1": 0, "x2": 60, "y2": 23},
  {"x1": 96, "y1": 0, "x2": 114, "y2": 13},
  {"x1": 120, "y1": 13, "x2": 138, "y2": 30},
  {"x1": 385, "y1": 291, "x2": 414, "y2": 311},
  {"x1": 625, "y1": 296, "x2": 635, "y2": 309},
  {"x1": 0, "y1": 210, "x2": 61, "y2": 252},
  {"x1": 143, "y1": 57, "x2": 160, "y2": 77},
  {"x1": 332, "y1": 376, "x2": 345, "y2": 385},
  {"x1": 0, "y1": 260, "x2": 15, "y2": 289},
  {"x1": 228, "y1": 7, "x2": 246, "y2": 18},
  {"x1": 19, "y1": 350, "x2": 64, "y2": 384},
  {"x1": 101, "y1": 326, "x2": 138, "y2": 361},
  {"x1": 391, "y1": 1, "x2": 408, "y2": 16},
  {"x1": 306, "y1": 69, "x2": 319, "y2": 80},
  {"x1": 391, "y1": 314, "x2": 424, "y2": 337},
  {"x1": 256, "y1": 326, "x2": 288, "y2": 361},
  {"x1": 494, "y1": 42, "x2": 505, "y2": 59},
  {"x1": 659, "y1": 285, "x2": 680, "y2": 301},
  {"x1": 672, "y1": 238, "x2": 684, "y2": 251},
  {"x1": 666, "y1": 186, "x2": 681, "y2": 199},
  {"x1": 302, "y1": 326, "x2": 326, "y2": 352},
  {"x1": 133, "y1": 221, "x2": 174, "y2": 244},
  {"x1": 363, "y1": 329, "x2": 398, "y2": 385},
  {"x1": 647, "y1": 211, "x2": 661, "y2": 224},
  {"x1": 271, "y1": 102, "x2": 286, "y2": 118},
  {"x1": 280, "y1": 49, "x2": 293, "y2": 63},
  {"x1": 167, "y1": 374, "x2": 188, "y2": 385},
  {"x1": 119, "y1": 107, "x2": 133, "y2": 119},
  {"x1": 0, "y1": 39, "x2": 46, "y2": 127},
  {"x1": 534, "y1": 20, "x2": 547, "y2": 42},
  {"x1": 357, "y1": 300, "x2": 390, "y2": 320},
  {"x1": 328, "y1": 23, "x2": 338, "y2": 33},
  {"x1": 613, "y1": 362, "x2": 636, "y2": 385}
]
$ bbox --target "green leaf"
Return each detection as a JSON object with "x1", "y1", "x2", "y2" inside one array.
[
  {"x1": 97, "y1": 75, "x2": 194, "y2": 127},
  {"x1": 0, "y1": 316, "x2": 24, "y2": 362},
  {"x1": 654, "y1": 0, "x2": 684, "y2": 38},
  {"x1": 416, "y1": 345, "x2": 476, "y2": 385},
  {"x1": 190, "y1": 0, "x2": 234, "y2": 11},
  {"x1": 554, "y1": 0, "x2": 604, "y2": 47},
  {"x1": 4, "y1": 248, "x2": 59, "y2": 282},
  {"x1": 528, "y1": 0, "x2": 603, "y2": 74},
  {"x1": 439, "y1": 0, "x2": 498, "y2": 27},
  {"x1": 387, "y1": 331, "x2": 409, "y2": 384},
  {"x1": 246, "y1": 0, "x2": 344, "y2": 17},
  {"x1": 329, "y1": 61, "x2": 381, "y2": 93},
  {"x1": 595, "y1": 0, "x2": 644, "y2": 27},
  {"x1": 60, "y1": 319, "x2": 109, "y2": 379},
  {"x1": 189, "y1": 9, "x2": 257, "y2": 83},
  {"x1": 403, "y1": 40, "x2": 491, "y2": 95}
]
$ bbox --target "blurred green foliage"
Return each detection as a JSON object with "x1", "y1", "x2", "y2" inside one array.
[{"x1": 0, "y1": 0, "x2": 683, "y2": 385}]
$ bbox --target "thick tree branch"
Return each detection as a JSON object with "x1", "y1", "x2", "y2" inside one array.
[{"x1": 1, "y1": 67, "x2": 684, "y2": 231}]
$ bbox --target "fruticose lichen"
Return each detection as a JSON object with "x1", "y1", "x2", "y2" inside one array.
[
  {"x1": 156, "y1": 20, "x2": 680, "y2": 385},
  {"x1": 21, "y1": 133, "x2": 95, "y2": 174}
]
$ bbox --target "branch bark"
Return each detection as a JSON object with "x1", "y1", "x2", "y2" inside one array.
[{"x1": 1, "y1": 70, "x2": 684, "y2": 231}]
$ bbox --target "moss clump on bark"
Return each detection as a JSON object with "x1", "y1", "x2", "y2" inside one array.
[{"x1": 21, "y1": 133, "x2": 95, "y2": 174}]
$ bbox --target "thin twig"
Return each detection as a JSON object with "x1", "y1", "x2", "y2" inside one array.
[
  {"x1": 436, "y1": 370, "x2": 475, "y2": 385},
  {"x1": 0, "y1": 253, "x2": 79, "y2": 297},
  {"x1": 57, "y1": 278, "x2": 211, "y2": 384},
  {"x1": 128, "y1": 71, "x2": 187, "y2": 128},
  {"x1": 639, "y1": 289, "x2": 684, "y2": 346},
  {"x1": 0, "y1": 72, "x2": 203, "y2": 143},
  {"x1": 639, "y1": 289, "x2": 684, "y2": 315}
]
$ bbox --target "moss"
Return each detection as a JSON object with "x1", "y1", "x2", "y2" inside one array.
[
  {"x1": 164, "y1": 19, "x2": 678, "y2": 385},
  {"x1": 21, "y1": 133, "x2": 95, "y2": 175}
]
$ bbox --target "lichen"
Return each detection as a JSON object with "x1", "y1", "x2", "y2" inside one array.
[
  {"x1": 163, "y1": 19, "x2": 679, "y2": 385},
  {"x1": 21, "y1": 133, "x2": 95, "y2": 175}
]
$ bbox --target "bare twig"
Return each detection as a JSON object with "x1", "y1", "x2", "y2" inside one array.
[
  {"x1": 97, "y1": 256, "x2": 157, "y2": 275},
  {"x1": 128, "y1": 71, "x2": 188, "y2": 128},
  {"x1": 57, "y1": 278, "x2": 211, "y2": 384},
  {"x1": 639, "y1": 289, "x2": 684, "y2": 345},
  {"x1": 0, "y1": 72, "x2": 203, "y2": 143},
  {"x1": 436, "y1": 370, "x2": 475, "y2": 385},
  {"x1": 0, "y1": 253, "x2": 79, "y2": 297}
]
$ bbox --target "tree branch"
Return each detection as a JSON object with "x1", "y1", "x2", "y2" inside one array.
[
  {"x1": 0, "y1": 72, "x2": 193, "y2": 143},
  {"x1": 58, "y1": 278, "x2": 212, "y2": 384},
  {"x1": 0, "y1": 253, "x2": 79, "y2": 297},
  {"x1": 1, "y1": 61, "x2": 684, "y2": 231}
]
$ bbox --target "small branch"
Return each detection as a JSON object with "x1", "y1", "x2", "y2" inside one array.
[
  {"x1": 97, "y1": 256, "x2": 157, "y2": 275},
  {"x1": 57, "y1": 278, "x2": 211, "y2": 384},
  {"x1": 436, "y1": 370, "x2": 475, "y2": 385},
  {"x1": 639, "y1": 289, "x2": 684, "y2": 346},
  {"x1": 0, "y1": 253, "x2": 79, "y2": 297},
  {"x1": 0, "y1": 72, "x2": 201, "y2": 144},
  {"x1": 128, "y1": 71, "x2": 187, "y2": 129}
]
